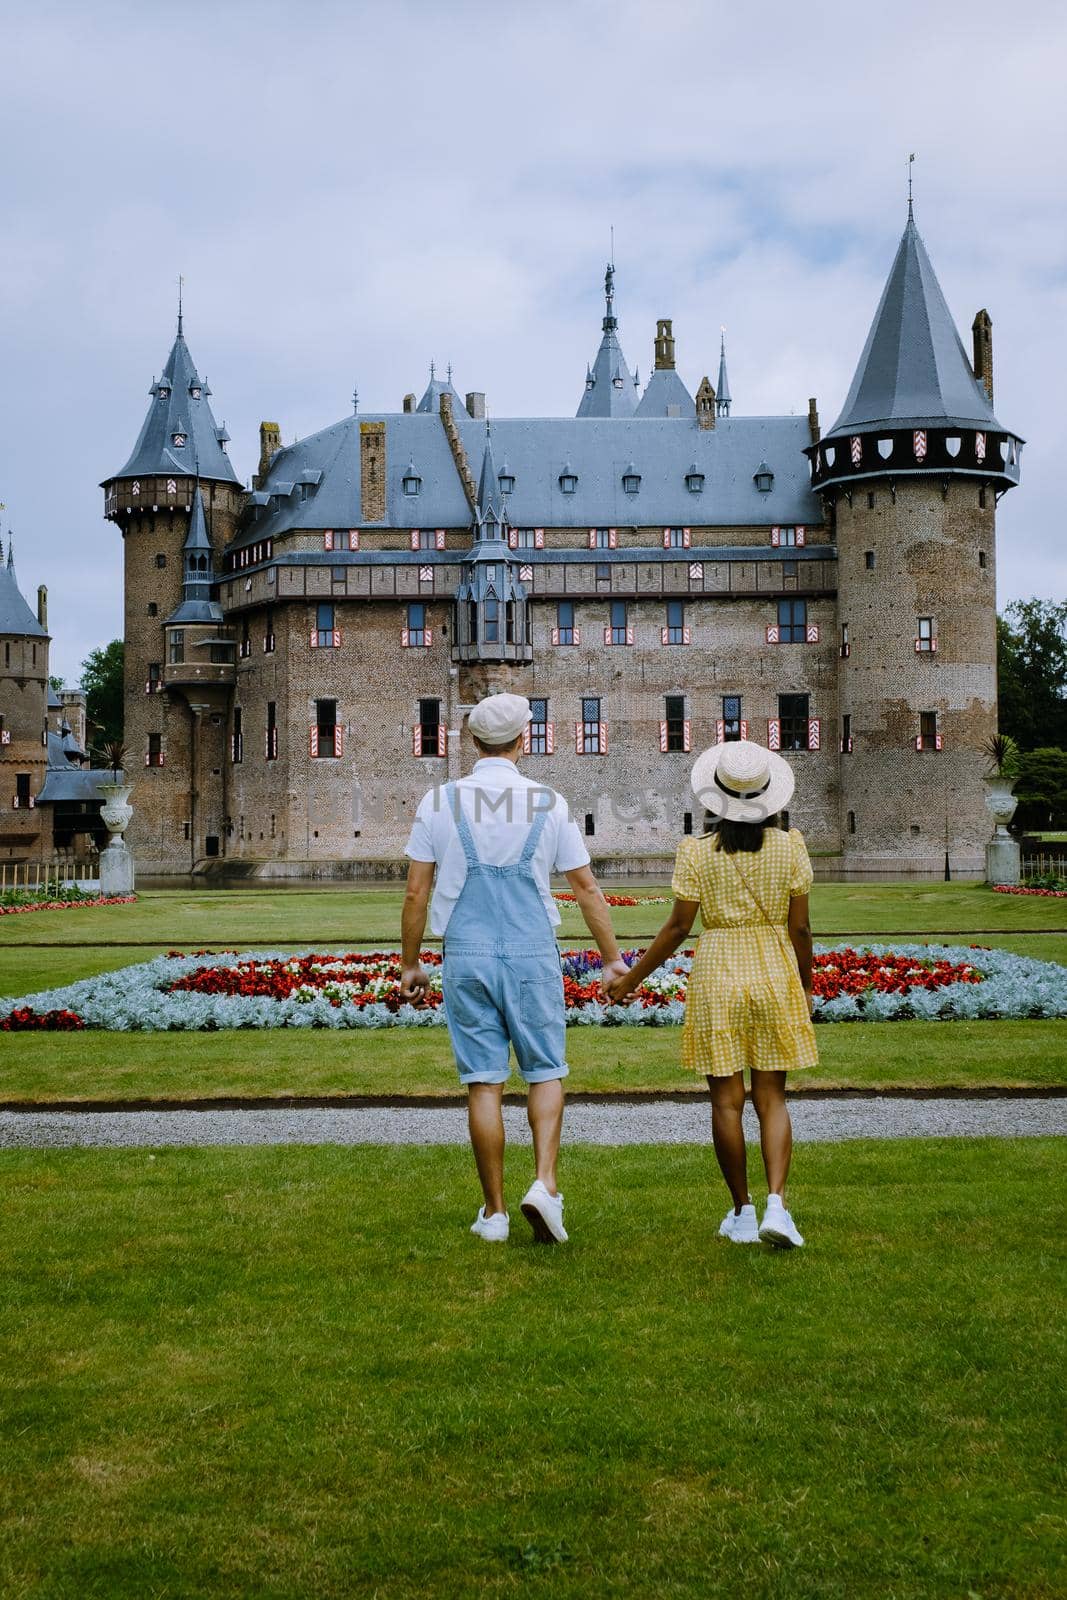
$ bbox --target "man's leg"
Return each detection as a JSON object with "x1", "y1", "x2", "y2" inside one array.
[
  {"x1": 467, "y1": 1082, "x2": 507, "y2": 1217},
  {"x1": 708, "y1": 1071, "x2": 749, "y2": 1212},
  {"x1": 749, "y1": 1070, "x2": 792, "y2": 1197},
  {"x1": 527, "y1": 1078, "x2": 564, "y2": 1196}
]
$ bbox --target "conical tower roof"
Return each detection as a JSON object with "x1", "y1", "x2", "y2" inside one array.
[
  {"x1": 577, "y1": 263, "x2": 639, "y2": 418},
  {"x1": 0, "y1": 537, "x2": 48, "y2": 638},
  {"x1": 166, "y1": 487, "x2": 224, "y2": 624},
  {"x1": 107, "y1": 316, "x2": 239, "y2": 484},
  {"x1": 827, "y1": 213, "x2": 1001, "y2": 437}
]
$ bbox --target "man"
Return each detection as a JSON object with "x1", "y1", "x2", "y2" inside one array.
[{"x1": 400, "y1": 692, "x2": 627, "y2": 1245}]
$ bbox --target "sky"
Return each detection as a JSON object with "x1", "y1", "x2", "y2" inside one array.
[{"x1": 2, "y1": 0, "x2": 1065, "y2": 685}]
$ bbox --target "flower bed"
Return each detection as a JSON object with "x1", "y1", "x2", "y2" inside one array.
[
  {"x1": 3, "y1": 942, "x2": 1067, "y2": 1031},
  {"x1": 0, "y1": 893, "x2": 136, "y2": 917},
  {"x1": 993, "y1": 884, "x2": 1067, "y2": 899},
  {"x1": 553, "y1": 893, "x2": 671, "y2": 907}
]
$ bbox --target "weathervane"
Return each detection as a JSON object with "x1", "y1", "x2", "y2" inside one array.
[
  {"x1": 178, "y1": 273, "x2": 184, "y2": 335},
  {"x1": 908, "y1": 152, "x2": 915, "y2": 218}
]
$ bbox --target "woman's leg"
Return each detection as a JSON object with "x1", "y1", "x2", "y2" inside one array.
[
  {"x1": 707, "y1": 1072, "x2": 748, "y2": 1212},
  {"x1": 749, "y1": 1070, "x2": 792, "y2": 1197}
]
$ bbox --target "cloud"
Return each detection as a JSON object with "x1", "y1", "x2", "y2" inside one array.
[{"x1": 0, "y1": 0, "x2": 1064, "y2": 680}]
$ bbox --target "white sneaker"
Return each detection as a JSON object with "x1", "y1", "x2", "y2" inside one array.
[
  {"x1": 470, "y1": 1207, "x2": 509, "y2": 1242},
  {"x1": 759, "y1": 1196, "x2": 805, "y2": 1249},
  {"x1": 719, "y1": 1203, "x2": 760, "y2": 1243},
  {"x1": 520, "y1": 1179, "x2": 568, "y2": 1244}
]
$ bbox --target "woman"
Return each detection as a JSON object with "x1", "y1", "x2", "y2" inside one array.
[{"x1": 605, "y1": 739, "x2": 817, "y2": 1248}]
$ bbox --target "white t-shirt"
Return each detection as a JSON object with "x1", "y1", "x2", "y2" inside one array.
[{"x1": 405, "y1": 757, "x2": 591, "y2": 935}]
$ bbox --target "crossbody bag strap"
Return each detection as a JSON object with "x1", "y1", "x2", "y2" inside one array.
[{"x1": 724, "y1": 848, "x2": 794, "y2": 964}]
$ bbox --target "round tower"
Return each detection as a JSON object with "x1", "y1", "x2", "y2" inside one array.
[
  {"x1": 101, "y1": 313, "x2": 244, "y2": 872},
  {"x1": 808, "y1": 211, "x2": 1022, "y2": 872},
  {"x1": 0, "y1": 536, "x2": 50, "y2": 864}
]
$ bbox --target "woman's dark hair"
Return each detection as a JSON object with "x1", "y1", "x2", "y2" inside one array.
[{"x1": 710, "y1": 815, "x2": 779, "y2": 854}]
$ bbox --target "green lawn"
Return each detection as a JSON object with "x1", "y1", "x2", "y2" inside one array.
[
  {"x1": 1, "y1": 1141, "x2": 1062, "y2": 1599},
  {"x1": 2, "y1": 879, "x2": 1067, "y2": 952},
  {"x1": 3, "y1": 1017, "x2": 1067, "y2": 1104}
]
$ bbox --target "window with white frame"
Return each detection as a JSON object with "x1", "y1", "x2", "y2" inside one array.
[
  {"x1": 660, "y1": 694, "x2": 690, "y2": 753},
  {"x1": 577, "y1": 696, "x2": 604, "y2": 754},
  {"x1": 916, "y1": 617, "x2": 937, "y2": 653},
  {"x1": 553, "y1": 600, "x2": 577, "y2": 646},
  {"x1": 663, "y1": 599, "x2": 688, "y2": 645},
  {"x1": 526, "y1": 697, "x2": 553, "y2": 755}
]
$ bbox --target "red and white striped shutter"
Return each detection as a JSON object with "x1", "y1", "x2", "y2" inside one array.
[
  {"x1": 508, "y1": 530, "x2": 518, "y2": 549},
  {"x1": 715, "y1": 719, "x2": 725, "y2": 743},
  {"x1": 600, "y1": 722, "x2": 608, "y2": 753},
  {"x1": 768, "y1": 719, "x2": 781, "y2": 751},
  {"x1": 336, "y1": 726, "x2": 344, "y2": 758},
  {"x1": 159, "y1": 754, "x2": 165, "y2": 768},
  {"x1": 401, "y1": 627, "x2": 410, "y2": 647},
  {"x1": 522, "y1": 724, "x2": 531, "y2": 753},
  {"x1": 661, "y1": 626, "x2": 670, "y2": 645},
  {"x1": 349, "y1": 530, "x2": 359, "y2": 550},
  {"x1": 766, "y1": 624, "x2": 780, "y2": 644},
  {"x1": 808, "y1": 718, "x2": 821, "y2": 751},
  {"x1": 771, "y1": 526, "x2": 781, "y2": 547},
  {"x1": 520, "y1": 564, "x2": 533, "y2": 582},
  {"x1": 425, "y1": 627, "x2": 433, "y2": 647},
  {"x1": 435, "y1": 529, "x2": 445, "y2": 550},
  {"x1": 935, "y1": 733, "x2": 944, "y2": 751},
  {"x1": 588, "y1": 529, "x2": 597, "y2": 548},
  {"x1": 683, "y1": 528, "x2": 691, "y2": 547},
  {"x1": 914, "y1": 734, "x2": 923, "y2": 751},
  {"x1": 608, "y1": 528, "x2": 618, "y2": 548},
  {"x1": 663, "y1": 528, "x2": 671, "y2": 549},
  {"x1": 683, "y1": 719, "x2": 692, "y2": 752},
  {"x1": 796, "y1": 527, "x2": 806, "y2": 547},
  {"x1": 310, "y1": 628, "x2": 318, "y2": 648},
  {"x1": 420, "y1": 564, "x2": 433, "y2": 582},
  {"x1": 739, "y1": 720, "x2": 749, "y2": 739},
  {"x1": 931, "y1": 636, "x2": 939, "y2": 654},
  {"x1": 333, "y1": 629, "x2": 342, "y2": 647},
  {"x1": 806, "y1": 623, "x2": 820, "y2": 644},
  {"x1": 603, "y1": 626, "x2": 612, "y2": 646},
  {"x1": 573, "y1": 627, "x2": 581, "y2": 645},
  {"x1": 437, "y1": 723, "x2": 447, "y2": 756},
  {"x1": 410, "y1": 530, "x2": 420, "y2": 550},
  {"x1": 546, "y1": 722, "x2": 555, "y2": 754},
  {"x1": 413, "y1": 724, "x2": 422, "y2": 756},
  {"x1": 575, "y1": 721, "x2": 585, "y2": 754},
  {"x1": 551, "y1": 627, "x2": 560, "y2": 646},
  {"x1": 659, "y1": 720, "x2": 669, "y2": 752},
  {"x1": 324, "y1": 529, "x2": 334, "y2": 551},
  {"x1": 689, "y1": 562, "x2": 703, "y2": 580},
  {"x1": 626, "y1": 626, "x2": 634, "y2": 645},
  {"x1": 682, "y1": 625, "x2": 691, "y2": 645},
  {"x1": 309, "y1": 726, "x2": 319, "y2": 757},
  {"x1": 975, "y1": 431, "x2": 986, "y2": 463},
  {"x1": 534, "y1": 528, "x2": 545, "y2": 549}
]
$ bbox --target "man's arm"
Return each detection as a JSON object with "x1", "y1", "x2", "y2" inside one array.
[
  {"x1": 604, "y1": 898, "x2": 699, "y2": 1002},
  {"x1": 563, "y1": 864, "x2": 628, "y2": 990},
  {"x1": 788, "y1": 892, "x2": 814, "y2": 1010},
  {"x1": 399, "y1": 860, "x2": 436, "y2": 1002}
]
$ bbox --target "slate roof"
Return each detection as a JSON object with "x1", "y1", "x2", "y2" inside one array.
[
  {"x1": 576, "y1": 264, "x2": 640, "y2": 418},
  {"x1": 38, "y1": 733, "x2": 119, "y2": 804},
  {"x1": 827, "y1": 213, "x2": 1004, "y2": 438},
  {"x1": 634, "y1": 366, "x2": 695, "y2": 418},
  {"x1": 231, "y1": 410, "x2": 821, "y2": 551},
  {"x1": 167, "y1": 488, "x2": 224, "y2": 624},
  {"x1": 0, "y1": 539, "x2": 48, "y2": 637},
  {"x1": 107, "y1": 321, "x2": 240, "y2": 484},
  {"x1": 716, "y1": 333, "x2": 732, "y2": 414},
  {"x1": 416, "y1": 366, "x2": 465, "y2": 414}
]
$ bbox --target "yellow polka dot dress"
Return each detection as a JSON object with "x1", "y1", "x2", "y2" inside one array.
[{"x1": 671, "y1": 828, "x2": 819, "y2": 1078}]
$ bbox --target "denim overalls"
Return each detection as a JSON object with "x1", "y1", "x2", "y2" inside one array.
[{"x1": 440, "y1": 781, "x2": 569, "y2": 1085}]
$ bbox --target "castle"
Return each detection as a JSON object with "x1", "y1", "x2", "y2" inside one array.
[{"x1": 101, "y1": 209, "x2": 1021, "y2": 877}]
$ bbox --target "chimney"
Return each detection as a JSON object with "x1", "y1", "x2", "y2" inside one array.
[
  {"x1": 695, "y1": 376, "x2": 716, "y2": 431},
  {"x1": 257, "y1": 421, "x2": 282, "y2": 485},
  {"x1": 465, "y1": 392, "x2": 486, "y2": 420},
  {"x1": 972, "y1": 309, "x2": 993, "y2": 404},
  {"x1": 403, "y1": 393, "x2": 416, "y2": 413},
  {"x1": 808, "y1": 397, "x2": 821, "y2": 445},
  {"x1": 654, "y1": 319, "x2": 676, "y2": 371},
  {"x1": 37, "y1": 584, "x2": 48, "y2": 631}
]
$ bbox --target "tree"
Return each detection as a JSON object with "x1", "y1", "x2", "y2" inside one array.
[
  {"x1": 48, "y1": 674, "x2": 65, "y2": 693},
  {"x1": 1013, "y1": 747, "x2": 1067, "y2": 833},
  {"x1": 81, "y1": 640, "x2": 124, "y2": 755},
  {"x1": 998, "y1": 599, "x2": 1067, "y2": 750}
]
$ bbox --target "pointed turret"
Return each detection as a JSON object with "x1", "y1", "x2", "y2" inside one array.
[
  {"x1": 453, "y1": 432, "x2": 530, "y2": 664},
  {"x1": 165, "y1": 487, "x2": 223, "y2": 624},
  {"x1": 0, "y1": 535, "x2": 48, "y2": 638},
  {"x1": 576, "y1": 262, "x2": 639, "y2": 418},
  {"x1": 475, "y1": 430, "x2": 502, "y2": 533},
  {"x1": 107, "y1": 314, "x2": 239, "y2": 484},
  {"x1": 416, "y1": 360, "x2": 464, "y2": 414},
  {"x1": 809, "y1": 211, "x2": 1022, "y2": 492},
  {"x1": 716, "y1": 331, "x2": 732, "y2": 417}
]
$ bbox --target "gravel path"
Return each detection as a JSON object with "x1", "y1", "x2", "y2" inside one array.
[{"x1": 1, "y1": 1097, "x2": 1064, "y2": 1150}]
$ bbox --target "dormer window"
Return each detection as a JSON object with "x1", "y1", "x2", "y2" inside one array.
[
  {"x1": 585, "y1": 372, "x2": 594, "y2": 391},
  {"x1": 685, "y1": 465, "x2": 705, "y2": 493},
  {"x1": 498, "y1": 463, "x2": 515, "y2": 495},
  {"x1": 190, "y1": 384, "x2": 202, "y2": 400},
  {"x1": 402, "y1": 460, "x2": 422, "y2": 496},
  {"x1": 753, "y1": 461, "x2": 774, "y2": 493},
  {"x1": 559, "y1": 464, "x2": 578, "y2": 494},
  {"x1": 621, "y1": 463, "x2": 641, "y2": 495},
  {"x1": 612, "y1": 371, "x2": 624, "y2": 390},
  {"x1": 157, "y1": 378, "x2": 171, "y2": 395}
]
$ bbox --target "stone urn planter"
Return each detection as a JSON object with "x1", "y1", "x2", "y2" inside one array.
[
  {"x1": 982, "y1": 736, "x2": 1021, "y2": 887},
  {"x1": 984, "y1": 776, "x2": 1019, "y2": 838},
  {"x1": 95, "y1": 779, "x2": 136, "y2": 894}
]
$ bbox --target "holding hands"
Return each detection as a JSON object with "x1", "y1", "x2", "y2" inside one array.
[{"x1": 601, "y1": 957, "x2": 634, "y2": 1007}]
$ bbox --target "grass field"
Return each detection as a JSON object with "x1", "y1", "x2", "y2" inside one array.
[{"x1": 1, "y1": 1140, "x2": 1063, "y2": 1599}]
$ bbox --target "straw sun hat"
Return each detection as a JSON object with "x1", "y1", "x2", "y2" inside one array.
[{"x1": 689, "y1": 738, "x2": 795, "y2": 824}]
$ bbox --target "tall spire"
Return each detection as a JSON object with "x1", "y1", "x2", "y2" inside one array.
[
  {"x1": 716, "y1": 329, "x2": 732, "y2": 417},
  {"x1": 106, "y1": 310, "x2": 238, "y2": 485},
  {"x1": 177, "y1": 273, "x2": 184, "y2": 338},
  {"x1": 577, "y1": 259, "x2": 639, "y2": 418},
  {"x1": 165, "y1": 484, "x2": 223, "y2": 624},
  {"x1": 0, "y1": 533, "x2": 48, "y2": 638},
  {"x1": 475, "y1": 428, "x2": 503, "y2": 535}
]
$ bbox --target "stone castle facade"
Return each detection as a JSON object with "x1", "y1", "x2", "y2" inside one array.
[{"x1": 102, "y1": 214, "x2": 1021, "y2": 877}]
